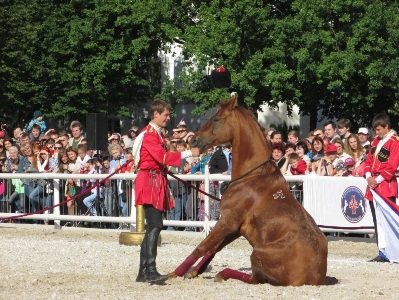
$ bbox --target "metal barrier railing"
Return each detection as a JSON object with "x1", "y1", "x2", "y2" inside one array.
[{"x1": 0, "y1": 172, "x2": 371, "y2": 235}]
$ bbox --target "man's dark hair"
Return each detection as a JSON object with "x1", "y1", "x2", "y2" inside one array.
[
  {"x1": 270, "y1": 130, "x2": 283, "y2": 140},
  {"x1": 372, "y1": 113, "x2": 391, "y2": 129},
  {"x1": 323, "y1": 120, "x2": 336, "y2": 129}
]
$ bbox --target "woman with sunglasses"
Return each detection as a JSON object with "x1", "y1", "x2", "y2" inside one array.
[{"x1": 49, "y1": 141, "x2": 63, "y2": 173}]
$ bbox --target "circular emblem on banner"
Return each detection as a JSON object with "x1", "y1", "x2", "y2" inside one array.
[{"x1": 341, "y1": 186, "x2": 366, "y2": 223}]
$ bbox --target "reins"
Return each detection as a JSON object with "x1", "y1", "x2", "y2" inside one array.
[{"x1": 165, "y1": 158, "x2": 271, "y2": 201}]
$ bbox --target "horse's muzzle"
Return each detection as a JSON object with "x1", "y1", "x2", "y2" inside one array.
[{"x1": 189, "y1": 136, "x2": 208, "y2": 153}]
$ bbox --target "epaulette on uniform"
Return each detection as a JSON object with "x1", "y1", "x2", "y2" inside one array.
[
  {"x1": 149, "y1": 126, "x2": 154, "y2": 133},
  {"x1": 393, "y1": 134, "x2": 399, "y2": 141}
]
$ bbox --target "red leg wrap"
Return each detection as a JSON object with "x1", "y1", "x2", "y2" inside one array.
[
  {"x1": 195, "y1": 251, "x2": 215, "y2": 274},
  {"x1": 175, "y1": 254, "x2": 197, "y2": 276},
  {"x1": 222, "y1": 268, "x2": 252, "y2": 283}
]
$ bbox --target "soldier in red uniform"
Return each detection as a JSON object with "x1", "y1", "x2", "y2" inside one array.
[
  {"x1": 364, "y1": 113, "x2": 399, "y2": 262},
  {"x1": 133, "y1": 99, "x2": 199, "y2": 282}
]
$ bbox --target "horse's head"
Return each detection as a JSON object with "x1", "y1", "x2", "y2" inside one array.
[{"x1": 189, "y1": 95, "x2": 238, "y2": 152}]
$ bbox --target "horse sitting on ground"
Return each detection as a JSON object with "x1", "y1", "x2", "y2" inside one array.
[{"x1": 168, "y1": 95, "x2": 328, "y2": 286}]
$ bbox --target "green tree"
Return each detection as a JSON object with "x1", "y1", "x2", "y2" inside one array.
[
  {"x1": 162, "y1": 0, "x2": 399, "y2": 129},
  {"x1": 0, "y1": 0, "x2": 183, "y2": 127}
]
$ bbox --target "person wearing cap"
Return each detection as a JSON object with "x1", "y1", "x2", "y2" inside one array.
[
  {"x1": 364, "y1": 113, "x2": 399, "y2": 262},
  {"x1": 316, "y1": 144, "x2": 338, "y2": 176},
  {"x1": 129, "y1": 126, "x2": 139, "y2": 142},
  {"x1": 335, "y1": 157, "x2": 356, "y2": 177},
  {"x1": 26, "y1": 110, "x2": 47, "y2": 134},
  {"x1": 132, "y1": 99, "x2": 199, "y2": 283},
  {"x1": 357, "y1": 127, "x2": 371, "y2": 150}
]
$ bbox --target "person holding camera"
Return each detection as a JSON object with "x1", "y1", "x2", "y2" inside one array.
[{"x1": 316, "y1": 144, "x2": 338, "y2": 176}]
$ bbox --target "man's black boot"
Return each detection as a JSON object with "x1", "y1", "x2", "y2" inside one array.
[
  {"x1": 135, "y1": 236, "x2": 147, "y2": 282},
  {"x1": 146, "y1": 227, "x2": 168, "y2": 282}
]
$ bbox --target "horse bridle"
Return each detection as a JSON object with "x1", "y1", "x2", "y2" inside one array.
[{"x1": 228, "y1": 158, "x2": 271, "y2": 186}]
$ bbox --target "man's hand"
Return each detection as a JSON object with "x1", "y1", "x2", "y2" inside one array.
[
  {"x1": 191, "y1": 147, "x2": 200, "y2": 157},
  {"x1": 367, "y1": 177, "x2": 378, "y2": 189}
]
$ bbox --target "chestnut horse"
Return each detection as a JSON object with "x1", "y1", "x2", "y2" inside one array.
[{"x1": 168, "y1": 95, "x2": 328, "y2": 286}]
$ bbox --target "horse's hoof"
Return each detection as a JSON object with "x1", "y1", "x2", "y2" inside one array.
[
  {"x1": 185, "y1": 270, "x2": 198, "y2": 279},
  {"x1": 168, "y1": 272, "x2": 178, "y2": 279},
  {"x1": 214, "y1": 272, "x2": 226, "y2": 282}
]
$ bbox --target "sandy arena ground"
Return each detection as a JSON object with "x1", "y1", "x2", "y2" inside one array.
[{"x1": 0, "y1": 224, "x2": 398, "y2": 300}]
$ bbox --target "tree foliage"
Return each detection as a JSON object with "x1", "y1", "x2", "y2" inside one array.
[
  {"x1": 1, "y1": 0, "x2": 399, "y2": 130},
  {"x1": 166, "y1": 0, "x2": 399, "y2": 128}
]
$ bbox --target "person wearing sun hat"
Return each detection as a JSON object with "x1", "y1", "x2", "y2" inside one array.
[
  {"x1": 129, "y1": 126, "x2": 139, "y2": 143},
  {"x1": 172, "y1": 118, "x2": 189, "y2": 141}
]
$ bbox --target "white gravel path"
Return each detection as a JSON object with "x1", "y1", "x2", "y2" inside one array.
[{"x1": 0, "y1": 224, "x2": 398, "y2": 300}]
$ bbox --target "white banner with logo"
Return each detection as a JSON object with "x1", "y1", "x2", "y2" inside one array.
[{"x1": 302, "y1": 176, "x2": 373, "y2": 229}]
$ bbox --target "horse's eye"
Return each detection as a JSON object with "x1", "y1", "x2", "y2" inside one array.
[{"x1": 213, "y1": 116, "x2": 221, "y2": 124}]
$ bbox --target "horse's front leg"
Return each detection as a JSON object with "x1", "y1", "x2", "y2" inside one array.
[{"x1": 169, "y1": 223, "x2": 240, "y2": 279}]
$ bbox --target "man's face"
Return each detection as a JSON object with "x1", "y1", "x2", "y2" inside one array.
[
  {"x1": 324, "y1": 124, "x2": 336, "y2": 138},
  {"x1": 287, "y1": 135, "x2": 298, "y2": 144},
  {"x1": 32, "y1": 128, "x2": 40, "y2": 137},
  {"x1": 337, "y1": 126, "x2": 349, "y2": 137},
  {"x1": 374, "y1": 125, "x2": 389, "y2": 139},
  {"x1": 20, "y1": 136, "x2": 30, "y2": 144},
  {"x1": 313, "y1": 130, "x2": 324, "y2": 139},
  {"x1": 72, "y1": 127, "x2": 82, "y2": 138},
  {"x1": 153, "y1": 108, "x2": 170, "y2": 127},
  {"x1": 271, "y1": 134, "x2": 282, "y2": 144},
  {"x1": 358, "y1": 133, "x2": 368, "y2": 144}
]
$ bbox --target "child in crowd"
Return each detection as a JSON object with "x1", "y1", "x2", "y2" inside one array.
[
  {"x1": 27, "y1": 110, "x2": 47, "y2": 134},
  {"x1": 65, "y1": 178, "x2": 78, "y2": 218},
  {"x1": 288, "y1": 153, "x2": 308, "y2": 175},
  {"x1": 82, "y1": 159, "x2": 102, "y2": 216},
  {"x1": 335, "y1": 157, "x2": 356, "y2": 177}
]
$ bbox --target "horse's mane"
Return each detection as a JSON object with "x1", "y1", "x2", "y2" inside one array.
[{"x1": 235, "y1": 106, "x2": 268, "y2": 146}]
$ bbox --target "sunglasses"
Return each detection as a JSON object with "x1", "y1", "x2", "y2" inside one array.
[
  {"x1": 54, "y1": 146, "x2": 62, "y2": 150},
  {"x1": 58, "y1": 139, "x2": 66, "y2": 142}
]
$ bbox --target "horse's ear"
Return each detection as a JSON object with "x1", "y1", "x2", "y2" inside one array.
[{"x1": 227, "y1": 92, "x2": 238, "y2": 110}]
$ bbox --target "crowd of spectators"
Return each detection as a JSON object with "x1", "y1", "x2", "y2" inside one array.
[
  {"x1": 268, "y1": 118, "x2": 371, "y2": 178},
  {"x1": 0, "y1": 110, "x2": 373, "y2": 228}
]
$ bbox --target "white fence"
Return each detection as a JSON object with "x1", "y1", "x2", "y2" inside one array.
[{"x1": 0, "y1": 171, "x2": 374, "y2": 235}]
